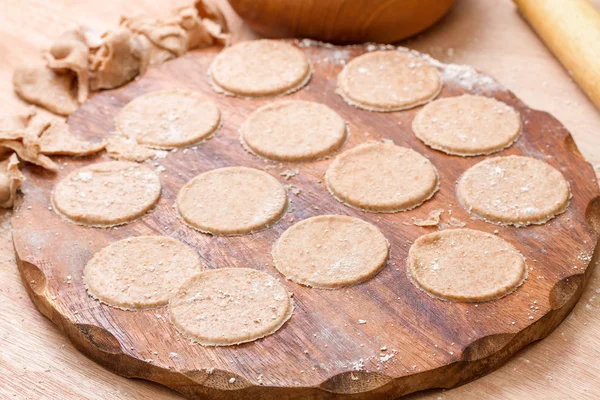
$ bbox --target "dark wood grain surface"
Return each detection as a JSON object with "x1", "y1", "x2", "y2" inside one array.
[{"x1": 11, "y1": 43, "x2": 600, "y2": 399}]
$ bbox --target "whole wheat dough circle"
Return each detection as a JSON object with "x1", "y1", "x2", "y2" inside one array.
[
  {"x1": 209, "y1": 40, "x2": 311, "y2": 97},
  {"x1": 84, "y1": 236, "x2": 204, "y2": 310},
  {"x1": 169, "y1": 268, "x2": 293, "y2": 346},
  {"x1": 52, "y1": 161, "x2": 161, "y2": 227},
  {"x1": 273, "y1": 215, "x2": 389, "y2": 289},
  {"x1": 115, "y1": 89, "x2": 220, "y2": 149},
  {"x1": 240, "y1": 100, "x2": 347, "y2": 161},
  {"x1": 457, "y1": 156, "x2": 571, "y2": 226},
  {"x1": 337, "y1": 50, "x2": 441, "y2": 112},
  {"x1": 407, "y1": 228, "x2": 527, "y2": 302},
  {"x1": 177, "y1": 167, "x2": 287, "y2": 235},
  {"x1": 325, "y1": 142, "x2": 439, "y2": 212},
  {"x1": 412, "y1": 95, "x2": 521, "y2": 156}
]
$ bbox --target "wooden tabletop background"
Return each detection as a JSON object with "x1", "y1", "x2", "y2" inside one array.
[{"x1": 1, "y1": 0, "x2": 599, "y2": 398}]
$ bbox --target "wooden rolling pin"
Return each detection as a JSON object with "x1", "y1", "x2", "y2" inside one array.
[{"x1": 513, "y1": 0, "x2": 600, "y2": 110}]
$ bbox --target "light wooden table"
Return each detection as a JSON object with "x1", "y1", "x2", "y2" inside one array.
[{"x1": 1, "y1": 0, "x2": 599, "y2": 398}]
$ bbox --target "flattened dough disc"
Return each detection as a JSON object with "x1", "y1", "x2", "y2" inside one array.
[
  {"x1": 273, "y1": 215, "x2": 389, "y2": 288},
  {"x1": 115, "y1": 89, "x2": 220, "y2": 149},
  {"x1": 52, "y1": 161, "x2": 161, "y2": 227},
  {"x1": 84, "y1": 236, "x2": 204, "y2": 310},
  {"x1": 407, "y1": 228, "x2": 527, "y2": 302},
  {"x1": 209, "y1": 40, "x2": 311, "y2": 97},
  {"x1": 177, "y1": 167, "x2": 287, "y2": 235},
  {"x1": 240, "y1": 100, "x2": 347, "y2": 161},
  {"x1": 169, "y1": 268, "x2": 293, "y2": 346},
  {"x1": 325, "y1": 142, "x2": 439, "y2": 212},
  {"x1": 337, "y1": 50, "x2": 441, "y2": 112},
  {"x1": 457, "y1": 155, "x2": 571, "y2": 226}
]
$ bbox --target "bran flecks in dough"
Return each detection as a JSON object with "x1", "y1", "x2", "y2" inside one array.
[
  {"x1": 209, "y1": 40, "x2": 312, "y2": 97},
  {"x1": 240, "y1": 100, "x2": 347, "y2": 162},
  {"x1": 412, "y1": 95, "x2": 521, "y2": 156},
  {"x1": 169, "y1": 268, "x2": 293, "y2": 346},
  {"x1": 116, "y1": 89, "x2": 221, "y2": 149},
  {"x1": 456, "y1": 155, "x2": 571, "y2": 226},
  {"x1": 325, "y1": 142, "x2": 439, "y2": 212},
  {"x1": 52, "y1": 161, "x2": 161, "y2": 227},
  {"x1": 407, "y1": 228, "x2": 527, "y2": 302},
  {"x1": 177, "y1": 167, "x2": 287, "y2": 235},
  {"x1": 337, "y1": 50, "x2": 441, "y2": 112},
  {"x1": 84, "y1": 236, "x2": 203, "y2": 310},
  {"x1": 273, "y1": 215, "x2": 389, "y2": 289}
]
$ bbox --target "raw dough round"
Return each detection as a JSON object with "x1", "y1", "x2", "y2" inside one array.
[
  {"x1": 337, "y1": 50, "x2": 441, "y2": 112},
  {"x1": 325, "y1": 142, "x2": 439, "y2": 212},
  {"x1": 209, "y1": 40, "x2": 311, "y2": 97},
  {"x1": 457, "y1": 155, "x2": 571, "y2": 226},
  {"x1": 240, "y1": 100, "x2": 347, "y2": 162},
  {"x1": 169, "y1": 268, "x2": 293, "y2": 346},
  {"x1": 177, "y1": 167, "x2": 287, "y2": 235},
  {"x1": 412, "y1": 94, "x2": 521, "y2": 156},
  {"x1": 407, "y1": 228, "x2": 527, "y2": 302},
  {"x1": 115, "y1": 89, "x2": 220, "y2": 149},
  {"x1": 273, "y1": 215, "x2": 389, "y2": 289},
  {"x1": 84, "y1": 236, "x2": 204, "y2": 310},
  {"x1": 52, "y1": 161, "x2": 161, "y2": 227}
]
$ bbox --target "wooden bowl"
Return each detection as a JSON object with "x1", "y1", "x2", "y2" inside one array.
[{"x1": 227, "y1": 0, "x2": 456, "y2": 44}]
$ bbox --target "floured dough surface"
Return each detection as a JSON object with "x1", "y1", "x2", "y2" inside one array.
[
  {"x1": 273, "y1": 215, "x2": 389, "y2": 288},
  {"x1": 337, "y1": 50, "x2": 441, "y2": 112},
  {"x1": 326, "y1": 142, "x2": 439, "y2": 212},
  {"x1": 84, "y1": 236, "x2": 203, "y2": 309},
  {"x1": 177, "y1": 167, "x2": 287, "y2": 235},
  {"x1": 408, "y1": 228, "x2": 527, "y2": 302},
  {"x1": 240, "y1": 100, "x2": 347, "y2": 161},
  {"x1": 412, "y1": 95, "x2": 521, "y2": 156},
  {"x1": 169, "y1": 268, "x2": 293, "y2": 346},
  {"x1": 209, "y1": 40, "x2": 311, "y2": 97},
  {"x1": 457, "y1": 156, "x2": 570, "y2": 226},
  {"x1": 116, "y1": 89, "x2": 220, "y2": 148},
  {"x1": 53, "y1": 161, "x2": 161, "y2": 226}
]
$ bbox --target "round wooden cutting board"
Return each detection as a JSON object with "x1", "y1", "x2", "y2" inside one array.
[{"x1": 12, "y1": 42, "x2": 600, "y2": 399}]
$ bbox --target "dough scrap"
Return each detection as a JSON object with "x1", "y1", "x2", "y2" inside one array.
[
  {"x1": 412, "y1": 95, "x2": 521, "y2": 156},
  {"x1": 273, "y1": 215, "x2": 389, "y2": 288},
  {"x1": 89, "y1": 28, "x2": 150, "y2": 91},
  {"x1": 84, "y1": 236, "x2": 204, "y2": 310},
  {"x1": 209, "y1": 40, "x2": 311, "y2": 97},
  {"x1": 52, "y1": 161, "x2": 161, "y2": 227},
  {"x1": 457, "y1": 155, "x2": 571, "y2": 226},
  {"x1": 240, "y1": 100, "x2": 347, "y2": 162},
  {"x1": 0, "y1": 154, "x2": 25, "y2": 208},
  {"x1": 38, "y1": 118, "x2": 106, "y2": 156},
  {"x1": 106, "y1": 134, "x2": 156, "y2": 162},
  {"x1": 0, "y1": 119, "x2": 57, "y2": 171},
  {"x1": 177, "y1": 167, "x2": 287, "y2": 235},
  {"x1": 326, "y1": 142, "x2": 439, "y2": 212},
  {"x1": 13, "y1": 66, "x2": 79, "y2": 116},
  {"x1": 337, "y1": 50, "x2": 441, "y2": 112},
  {"x1": 116, "y1": 89, "x2": 220, "y2": 149},
  {"x1": 412, "y1": 209, "x2": 444, "y2": 227},
  {"x1": 407, "y1": 228, "x2": 527, "y2": 302},
  {"x1": 169, "y1": 268, "x2": 293, "y2": 346}
]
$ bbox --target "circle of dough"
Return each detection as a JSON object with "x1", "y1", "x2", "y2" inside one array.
[
  {"x1": 177, "y1": 167, "x2": 287, "y2": 235},
  {"x1": 52, "y1": 161, "x2": 161, "y2": 227},
  {"x1": 169, "y1": 268, "x2": 293, "y2": 346},
  {"x1": 84, "y1": 236, "x2": 204, "y2": 310},
  {"x1": 115, "y1": 89, "x2": 221, "y2": 149},
  {"x1": 209, "y1": 40, "x2": 311, "y2": 97},
  {"x1": 457, "y1": 155, "x2": 571, "y2": 226},
  {"x1": 337, "y1": 50, "x2": 441, "y2": 112},
  {"x1": 407, "y1": 228, "x2": 527, "y2": 302},
  {"x1": 412, "y1": 94, "x2": 521, "y2": 156},
  {"x1": 240, "y1": 100, "x2": 347, "y2": 162},
  {"x1": 325, "y1": 142, "x2": 439, "y2": 212},
  {"x1": 273, "y1": 215, "x2": 389, "y2": 289}
]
